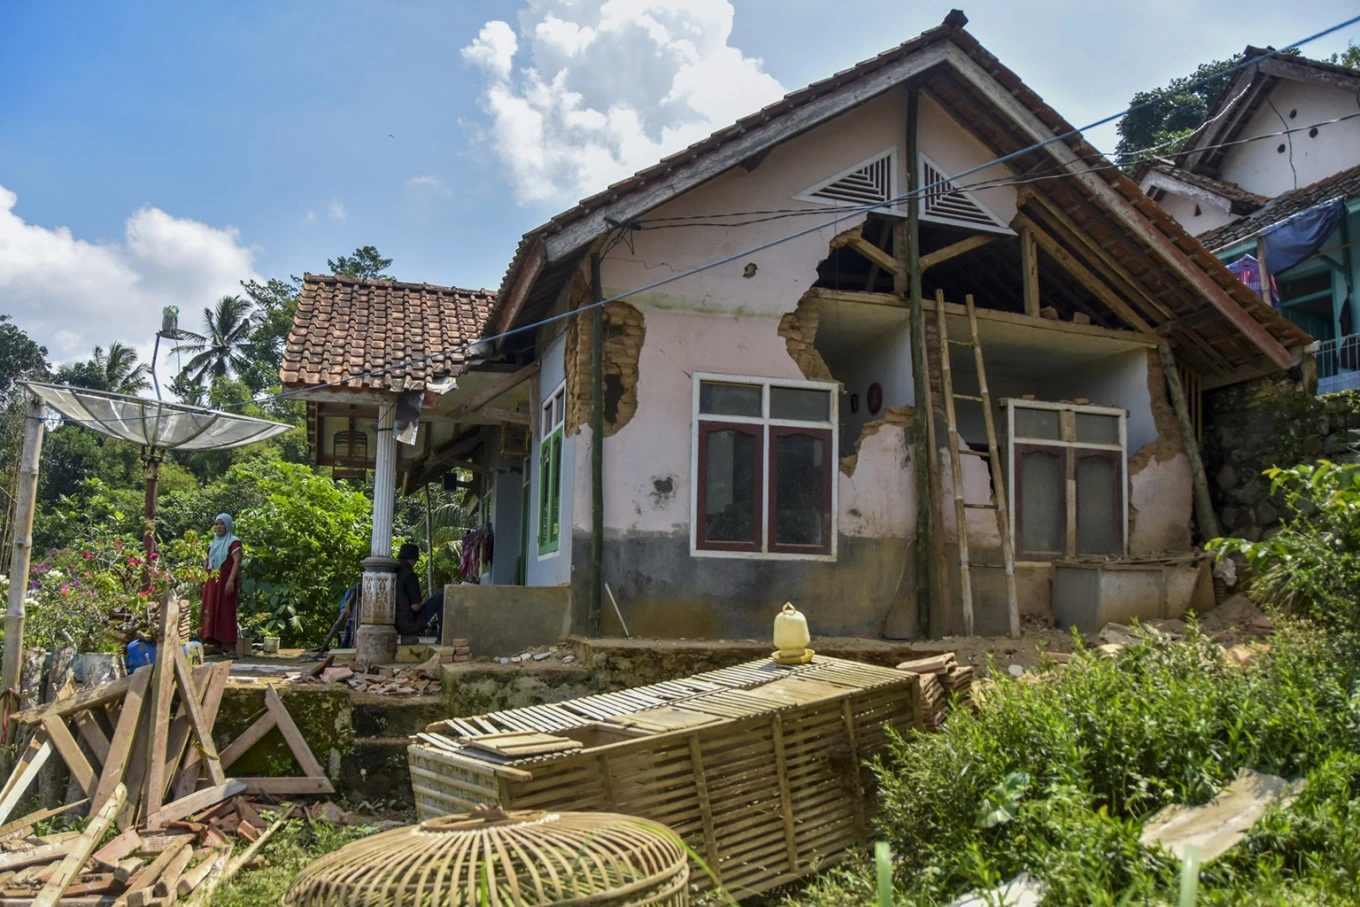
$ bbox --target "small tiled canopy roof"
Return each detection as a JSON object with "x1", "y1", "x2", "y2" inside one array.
[
  {"x1": 1199, "y1": 162, "x2": 1360, "y2": 250},
  {"x1": 280, "y1": 274, "x2": 495, "y2": 393}
]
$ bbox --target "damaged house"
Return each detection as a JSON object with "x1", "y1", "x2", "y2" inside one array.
[{"x1": 284, "y1": 12, "x2": 1311, "y2": 652}]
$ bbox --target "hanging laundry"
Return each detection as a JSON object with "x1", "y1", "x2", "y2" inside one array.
[
  {"x1": 1261, "y1": 196, "x2": 1347, "y2": 275},
  {"x1": 1226, "y1": 254, "x2": 1278, "y2": 302}
]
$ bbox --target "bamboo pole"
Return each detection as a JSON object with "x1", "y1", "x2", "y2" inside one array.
[
  {"x1": 589, "y1": 251, "x2": 605, "y2": 637},
  {"x1": 3, "y1": 396, "x2": 46, "y2": 722},
  {"x1": 1158, "y1": 344, "x2": 1222, "y2": 541}
]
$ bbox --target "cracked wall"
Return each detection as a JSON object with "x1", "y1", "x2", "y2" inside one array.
[{"x1": 564, "y1": 300, "x2": 646, "y2": 437}]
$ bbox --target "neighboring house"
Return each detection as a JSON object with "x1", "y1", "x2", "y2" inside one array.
[
  {"x1": 283, "y1": 12, "x2": 1310, "y2": 650},
  {"x1": 1137, "y1": 48, "x2": 1360, "y2": 391}
]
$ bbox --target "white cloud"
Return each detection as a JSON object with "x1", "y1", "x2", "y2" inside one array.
[
  {"x1": 302, "y1": 210, "x2": 317, "y2": 225},
  {"x1": 0, "y1": 184, "x2": 258, "y2": 365},
  {"x1": 405, "y1": 175, "x2": 454, "y2": 199},
  {"x1": 327, "y1": 198, "x2": 348, "y2": 222},
  {"x1": 462, "y1": 0, "x2": 785, "y2": 206}
]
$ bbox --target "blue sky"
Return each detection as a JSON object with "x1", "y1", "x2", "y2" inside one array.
[{"x1": 2, "y1": 0, "x2": 1358, "y2": 366}]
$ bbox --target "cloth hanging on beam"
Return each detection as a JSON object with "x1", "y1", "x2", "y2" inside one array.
[
  {"x1": 1226, "y1": 254, "x2": 1277, "y2": 301},
  {"x1": 1261, "y1": 196, "x2": 1347, "y2": 275}
]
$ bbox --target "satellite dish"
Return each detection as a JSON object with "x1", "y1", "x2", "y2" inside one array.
[{"x1": 23, "y1": 381, "x2": 294, "y2": 557}]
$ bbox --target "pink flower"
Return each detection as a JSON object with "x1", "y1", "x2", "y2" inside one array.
[{"x1": 82, "y1": 551, "x2": 91, "y2": 560}]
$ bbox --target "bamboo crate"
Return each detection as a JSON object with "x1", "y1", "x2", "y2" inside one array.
[{"x1": 408, "y1": 656, "x2": 921, "y2": 899}]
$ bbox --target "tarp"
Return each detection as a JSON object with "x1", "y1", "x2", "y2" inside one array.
[
  {"x1": 24, "y1": 382, "x2": 293, "y2": 451},
  {"x1": 1261, "y1": 196, "x2": 1347, "y2": 275}
]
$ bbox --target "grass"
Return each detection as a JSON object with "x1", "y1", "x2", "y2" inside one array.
[
  {"x1": 210, "y1": 817, "x2": 376, "y2": 907},
  {"x1": 785, "y1": 621, "x2": 1360, "y2": 906}
]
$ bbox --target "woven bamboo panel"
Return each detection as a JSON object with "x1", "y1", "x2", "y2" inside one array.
[{"x1": 408, "y1": 656, "x2": 919, "y2": 899}]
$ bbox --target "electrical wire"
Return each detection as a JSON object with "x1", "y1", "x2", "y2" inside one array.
[{"x1": 28, "y1": 12, "x2": 1360, "y2": 429}]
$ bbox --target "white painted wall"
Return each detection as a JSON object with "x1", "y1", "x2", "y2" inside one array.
[
  {"x1": 1218, "y1": 80, "x2": 1360, "y2": 199},
  {"x1": 1153, "y1": 191, "x2": 1237, "y2": 237},
  {"x1": 820, "y1": 317, "x2": 915, "y2": 450}
]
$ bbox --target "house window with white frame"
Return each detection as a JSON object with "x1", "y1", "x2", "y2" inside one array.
[
  {"x1": 1007, "y1": 400, "x2": 1127, "y2": 560},
  {"x1": 692, "y1": 375, "x2": 837, "y2": 558},
  {"x1": 538, "y1": 383, "x2": 566, "y2": 556}
]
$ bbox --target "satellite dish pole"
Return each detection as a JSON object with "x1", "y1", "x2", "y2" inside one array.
[
  {"x1": 150, "y1": 305, "x2": 181, "y2": 402},
  {"x1": 144, "y1": 306, "x2": 182, "y2": 571}
]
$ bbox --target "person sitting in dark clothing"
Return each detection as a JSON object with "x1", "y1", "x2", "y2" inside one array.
[{"x1": 394, "y1": 542, "x2": 442, "y2": 638}]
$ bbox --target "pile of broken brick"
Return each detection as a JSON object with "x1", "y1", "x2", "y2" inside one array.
[{"x1": 283, "y1": 644, "x2": 474, "y2": 697}]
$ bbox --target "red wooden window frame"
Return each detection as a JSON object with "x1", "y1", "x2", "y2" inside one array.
[
  {"x1": 695, "y1": 421, "x2": 763, "y2": 552},
  {"x1": 768, "y1": 427, "x2": 833, "y2": 555}
]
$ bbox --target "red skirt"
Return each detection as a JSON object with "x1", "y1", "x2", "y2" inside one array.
[{"x1": 199, "y1": 543, "x2": 241, "y2": 646}]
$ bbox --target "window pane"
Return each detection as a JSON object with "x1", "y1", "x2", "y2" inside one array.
[
  {"x1": 1014, "y1": 407, "x2": 1060, "y2": 440},
  {"x1": 1018, "y1": 449, "x2": 1063, "y2": 555},
  {"x1": 699, "y1": 382, "x2": 761, "y2": 417},
  {"x1": 1076, "y1": 413, "x2": 1120, "y2": 445},
  {"x1": 549, "y1": 434, "x2": 563, "y2": 543},
  {"x1": 703, "y1": 429, "x2": 757, "y2": 543},
  {"x1": 773, "y1": 433, "x2": 827, "y2": 547},
  {"x1": 770, "y1": 387, "x2": 830, "y2": 422},
  {"x1": 553, "y1": 392, "x2": 565, "y2": 427},
  {"x1": 1077, "y1": 455, "x2": 1120, "y2": 555}
]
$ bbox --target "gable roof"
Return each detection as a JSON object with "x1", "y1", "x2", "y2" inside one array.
[
  {"x1": 281, "y1": 274, "x2": 495, "y2": 394},
  {"x1": 485, "y1": 10, "x2": 1310, "y2": 383},
  {"x1": 1178, "y1": 47, "x2": 1360, "y2": 179},
  {"x1": 1139, "y1": 159, "x2": 1269, "y2": 214},
  {"x1": 1199, "y1": 161, "x2": 1360, "y2": 251}
]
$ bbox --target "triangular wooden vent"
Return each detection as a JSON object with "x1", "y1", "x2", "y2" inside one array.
[
  {"x1": 796, "y1": 150, "x2": 895, "y2": 207},
  {"x1": 920, "y1": 155, "x2": 1010, "y2": 232}
]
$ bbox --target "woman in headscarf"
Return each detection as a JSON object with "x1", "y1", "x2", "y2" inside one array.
[{"x1": 200, "y1": 513, "x2": 243, "y2": 653}]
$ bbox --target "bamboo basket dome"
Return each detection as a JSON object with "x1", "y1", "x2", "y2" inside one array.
[{"x1": 283, "y1": 808, "x2": 690, "y2": 907}]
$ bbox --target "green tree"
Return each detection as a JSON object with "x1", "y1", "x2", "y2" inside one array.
[
  {"x1": 238, "y1": 277, "x2": 301, "y2": 394},
  {"x1": 173, "y1": 295, "x2": 257, "y2": 385},
  {"x1": 54, "y1": 342, "x2": 151, "y2": 394},
  {"x1": 0, "y1": 314, "x2": 49, "y2": 409},
  {"x1": 1329, "y1": 42, "x2": 1360, "y2": 68},
  {"x1": 328, "y1": 246, "x2": 394, "y2": 280},
  {"x1": 1115, "y1": 55, "x2": 1243, "y2": 166}
]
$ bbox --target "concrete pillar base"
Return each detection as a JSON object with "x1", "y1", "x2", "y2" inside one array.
[{"x1": 355, "y1": 624, "x2": 399, "y2": 666}]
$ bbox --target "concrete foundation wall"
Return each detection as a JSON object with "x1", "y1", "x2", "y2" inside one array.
[{"x1": 443, "y1": 582, "x2": 573, "y2": 655}]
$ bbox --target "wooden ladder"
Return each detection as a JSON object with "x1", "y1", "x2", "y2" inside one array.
[{"x1": 933, "y1": 290, "x2": 1019, "y2": 637}]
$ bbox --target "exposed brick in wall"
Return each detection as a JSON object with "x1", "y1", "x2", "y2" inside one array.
[
  {"x1": 564, "y1": 301, "x2": 646, "y2": 437},
  {"x1": 779, "y1": 295, "x2": 835, "y2": 381}
]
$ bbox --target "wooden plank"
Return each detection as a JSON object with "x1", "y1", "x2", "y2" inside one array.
[
  {"x1": 169, "y1": 665, "x2": 230, "y2": 802},
  {"x1": 934, "y1": 292, "x2": 975, "y2": 637},
  {"x1": 176, "y1": 848, "x2": 226, "y2": 898},
  {"x1": 477, "y1": 407, "x2": 530, "y2": 426},
  {"x1": 444, "y1": 361, "x2": 541, "y2": 421},
  {"x1": 920, "y1": 234, "x2": 997, "y2": 271},
  {"x1": 150, "y1": 845, "x2": 193, "y2": 900},
  {"x1": 1019, "y1": 225, "x2": 1040, "y2": 317},
  {"x1": 236, "y1": 777, "x2": 334, "y2": 797},
  {"x1": 42, "y1": 717, "x2": 97, "y2": 799},
  {"x1": 158, "y1": 662, "x2": 214, "y2": 802},
  {"x1": 216, "y1": 713, "x2": 276, "y2": 773},
  {"x1": 846, "y1": 235, "x2": 898, "y2": 273},
  {"x1": 0, "y1": 842, "x2": 70, "y2": 872},
  {"x1": 0, "y1": 800, "x2": 86, "y2": 842},
  {"x1": 944, "y1": 43, "x2": 1294, "y2": 370},
  {"x1": 769, "y1": 715, "x2": 799, "y2": 872},
  {"x1": 169, "y1": 650, "x2": 224, "y2": 789},
  {"x1": 11, "y1": 674, "x2": 137, "y2": 727},
  {"x1": 263, "y1": 686, "x2": 326, "y2": 778},
  {"x1": 0, "y1": 732, "x2": 52, "y2": 825},
  {"x1": 32, "y1": 783, "x2": 125, "y2": 907},
  {"x1": 116, "y1": 835, "x2": 191, "y2": 906},
  {"x1": 91, "y1": 668, "x2": 152, "y2": 818},
  {"x1": 145, "y1": 781, "x2": 246, "y2": 829},
  {"x1": 72, "y1": 713, "x2": 111, "y2": 766},
  {"x1": 91, "y1": 829, "x2": 141, "y2": 866},
  {"x1": 143, "y1": 600, "x2": 181, "y2": 821}
]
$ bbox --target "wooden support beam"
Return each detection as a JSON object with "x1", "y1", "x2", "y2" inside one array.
[
  {"x1": 944, "y1": 43, "x2": 1295, "y2": 370},
  {"x1": 1019, "y1": 226, "x2": 1040, "y2": 317},
  {"x1": 91, "y1": 668, "x2": 151, "y2": 816},
  {"x1": 31, "y1": 783, "x2": 125, "y2": 907},
  {"x1": 920, "y1": 234, "x2": 997, "y2": 271},
  {"x1": 43, "y1": 716, "x2": 96, "y2": 798},
  {"x1": 847, "y1": 235, "x2": 899, "y2": 273},
  {"x1": 1011, "y1": 212, "x2": 1156, "y2": 335},
  {"x1": 477, "y1": 407, "x2": 530, "y2": 426},
  {"x1": 0, "y1": 732, "x2": 51, "y2": 824},
  {"x1": 443, "y1": 361, "x2": 540, "y2": 421},
  {"x1": 1159, "y1": 345, "x2": 1222, "y2": 541},
  {"x1": 802, "y1": 287, "x2": 905, "y2": 309}
]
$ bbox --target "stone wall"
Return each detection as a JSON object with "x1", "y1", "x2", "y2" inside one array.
[{"x1": 1202, "y1": 360, "x2": 1360, "y2": 541}]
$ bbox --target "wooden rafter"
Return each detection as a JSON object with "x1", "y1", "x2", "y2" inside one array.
[
  {"x1": 920, "y1": 234, "x2": 997, "y2": 271},
  {"x1": 443, "y1": 361, "x2": 540, "y2": 422}
]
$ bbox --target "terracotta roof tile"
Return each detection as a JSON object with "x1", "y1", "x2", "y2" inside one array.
[
  {"x1": 280, "y1": 274, "x2": 495, "y2": 393},
  {"x1": 1200, "y1": 162, "x2": 1360, "y2": 250}
]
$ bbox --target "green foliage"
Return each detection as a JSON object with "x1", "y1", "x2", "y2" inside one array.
[
  {"x1": 211, "y1": 818, "x2": 375, "y2": 907},
  {"x1": 1115, "y1": 56, "x2": 1242, "y2": 166},
  {"x1": 0, "y1": 314, "x2": 49, "y2": 410},
  {"x1": 173, "y1": 295, "x2": 258, "y2": 385},
  {"x1": 328, "y1": 245, "x2": 394, "y2": 280},
  {"x1": 232, "y1": 459, "x2": 371, "y2": 646},
  {"x1": 1208, "y1": 460, "x2": 1360, "y2": 638},
  {"x1": 824, "y1": 625, "x2": 1360, "y2": 906},
  {"x1": 1329, "y1": 42, "x2": 1360, "y2": 68},
  {"x1": 53, "y1": 342, "x2": 150, "y2": 395}
]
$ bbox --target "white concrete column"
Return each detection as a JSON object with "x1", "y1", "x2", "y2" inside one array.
[
  {"x1": 356, "y1": 401, "x2": 399, "y2": 664},
  {"x1": 370, "y1": 402, "x2": 396, "y2": 558}
]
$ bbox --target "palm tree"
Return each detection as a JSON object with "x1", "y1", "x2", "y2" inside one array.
[
  {"x1": 173, "y1": 296, "x2": 257, "y2": 385},
  {"x1": 93, "y1": 343, "x2": 150, "y2": 394}
]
